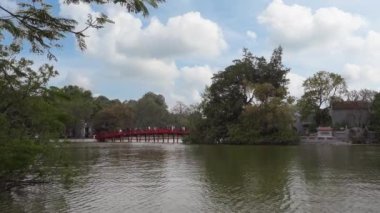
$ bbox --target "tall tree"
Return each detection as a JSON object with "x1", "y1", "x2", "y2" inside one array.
[
  {"x1": 298, "y1": 71, "x2": 347, "y2": 125},
  {"x1": 93, "y1": 103, "x2": 134, "y2": 131},
  {"x1": 133, "y1": 92, "x2": 170, "y2": 128},
  {"x1": 194, "y1": 47, "x2": 292, "y2": 144},
  {"x1": 0, "y1": 0, "x2": 164, "y2": 189},
  {"x1": 345, "y1": 89, "x2": 377, "y2": 102},
  {"x1": 0, "y1": 46, "x2": 67, "y2": 188},
  {"x1": 56, "y1": 86, "x2": 95, "y2": 138}
]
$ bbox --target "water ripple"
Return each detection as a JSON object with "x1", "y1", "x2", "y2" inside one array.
[{"x1": 1, "y1": 143, "x2": 380, "y2": 212}]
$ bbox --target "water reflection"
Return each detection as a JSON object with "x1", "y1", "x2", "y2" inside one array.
[
  {"x1": 1, "y1": 143, "x2": 380, "y2": 212},
  {"x1": 191, "y1": 145, "x2": 297, "y2": 212},
  {"x1": 294, "y1": 145, "x2": 380, "y2": 212}
]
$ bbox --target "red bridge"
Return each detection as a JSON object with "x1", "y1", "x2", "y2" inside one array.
[{"x1": 95, "y1": 128, "x2": 190, "y2": 143}]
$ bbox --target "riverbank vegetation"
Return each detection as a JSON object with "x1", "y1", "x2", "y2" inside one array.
[
  {"x1": 2, "y1": 0, "x2": 380, "y2": 191},
  {"x1": 0, "y1": 0, "x2": 164, "y2": 190},
  {"x1": 187, "y1": 48, "x2": 298, "y2": 144}
]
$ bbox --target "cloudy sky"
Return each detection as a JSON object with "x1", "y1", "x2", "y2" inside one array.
[{"x1": 11, "y1": 0, "x2": 380, "y2": 105}]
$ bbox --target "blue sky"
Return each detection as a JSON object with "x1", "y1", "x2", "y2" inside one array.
[{"x1": 5, "y1": 0, "x2": 380, "y2": 106}]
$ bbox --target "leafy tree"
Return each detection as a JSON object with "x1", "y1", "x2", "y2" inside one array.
[
  {"x1": 55, "y1": 86, "x2": 96, "y2": 138},
  {"x1": 94, "y1": 95, "x2": 112, "y2": 112},
  {"x1": 93, "y1": 103, "x2": 134, "y2": 131},
  {"x1": 192, "y1": 47, "x2": 294, "y2": 144},
  {"x1": 228, "y1": 82, "x2": 297, "y2": 144},
  {"x1": 133, "y1": 92, "x2": 170, "y2": 128},
  {"x1": 298, "y1": 71, "x2": 347, "y2": 126},
  {"x1": 0, "y1": 0, "x2": 165, "y2": 59},
  {"x1": 0, "y1": 44, "x2": 61, "y2": 136},
  {"x1": 0, "y1": 45, "x2": 67, "y2": 188},
  {"x1": 0, "y1": 0, "x2": 164, "y2": 189}
]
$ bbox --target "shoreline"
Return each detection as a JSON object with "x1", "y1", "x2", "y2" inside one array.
[{"x1": 59, "y1": 138, "x2": 380, "y2": 146}]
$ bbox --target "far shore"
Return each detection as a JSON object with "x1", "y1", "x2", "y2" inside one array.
[{"x1": 59, "y1": 138, "x2": 380, "y2": 146}]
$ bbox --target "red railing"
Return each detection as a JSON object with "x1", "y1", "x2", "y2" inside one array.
[{"x1": 95, "y1": 128, "x2": 190, "y2": 142}]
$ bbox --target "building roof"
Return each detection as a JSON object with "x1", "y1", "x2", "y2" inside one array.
[
  {"x1": 317, "y1": 127, "x2": 333, "y2": 131},
  {"x1": 331, "y1": 101, "x2": 369, "y2": 110}
]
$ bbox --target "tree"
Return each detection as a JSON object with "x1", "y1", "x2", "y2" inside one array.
[
  {"x1": 345, "y1": 89, "x2": 377, "y2": 102},
  {"x1": 54, "y1": 86, "x2": 96, "y2": 138},
  {"x1": 0, "y1": 0, "x2": 164, "y2": 189},
  {"x1": 170, "y1": 101, "x2": 191, "y2": 127},
  {"x1": 133, "y1": 92, "x2": 170, "y2": 128},
  {"x1": 193, "y1": 47, "x2": 294, "y2": 144},
  {"x1": 0, "y1": 0, "x2": 165, "y2": 59},
  {"x1": 93, "y1": 103, "x2": 134, "y2": 131},
  {"x1": 298, "y1": 71, "x2": 347, "y2": 126},
  {"x1": 0, "y1": 45, "x2": 68, "y2": 188}
]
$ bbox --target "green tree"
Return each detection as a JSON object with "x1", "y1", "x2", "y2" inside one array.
[
  {"x1": 54, "y1": 86, "x2": 96, "y2": 138},
  {"x1": 298, "y1": 71, "x2": 347, "y2": 126},
  {"x1": 133, "y1": 92, "x2": 170, "y2": 128},
  {"x1": 193, "y1": 47, "x2": 293, "y2": 144},
  {"x1": 93, "y1": 103, "x2": 134, "y2": 131},
  {"x1": 0, "y1": 0, "x2": 164, "y2": 189},
  {"x1": 0, "y1": 45, "x2": 68, "y2": 188},
  {"x1": 0, "y1": 0, "x2": 164, "y2": 59},
  {"x1": 228, "y1": 83, "x2": 297, "y2": 144}
]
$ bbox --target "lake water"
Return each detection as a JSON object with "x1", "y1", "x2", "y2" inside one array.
[{"x1": 1, "y1": 143, "x2": 380, "y2": 212}]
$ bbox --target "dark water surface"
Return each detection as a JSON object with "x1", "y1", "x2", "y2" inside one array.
[{"x1": 1, "y1": 143, "x2": 380, "y2": 212}]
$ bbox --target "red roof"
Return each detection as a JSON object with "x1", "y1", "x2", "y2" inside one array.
[{"x1": 317, "y1": 127, "x2": 332, "y2": 131}]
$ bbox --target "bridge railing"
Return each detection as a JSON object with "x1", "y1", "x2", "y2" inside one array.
[{"x1": 95, "y1": 128, "x2": 190, "y2": 142}]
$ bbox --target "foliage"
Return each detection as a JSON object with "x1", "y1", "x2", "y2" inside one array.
[
  {"x1": 56, "y1": 86, "x2": 96, "y2": 138},
  {"x1": 345, "y1": 89, "x2": 377, "y2": 102},
  {"x1": 297, "y1": 71, "x2": 346, "y2": 126},
  {"x1": 170, "y1": 101, "x2": 192, "y2": 127},
  {"x1": 191, "y1": 47, "x2": 297, "y2": 144},
  {"x1": 0, "y1": 45, "x2": 67, "y2": 189},
  {"x1": 132, "y1": 92, "x2": 170, "y2": 128},
  {"x1": 228, "y1": 86, "x2": 298, "y2": 144},
  {"x1": 0, "y1": 0, "x2": 164, "y2": 59},
  {"x1": 0, "y1": 0, "x2": 164, "y2": 190},
  {"x1": 93, "y1": 103, "x2": 134, "y2": 131}
]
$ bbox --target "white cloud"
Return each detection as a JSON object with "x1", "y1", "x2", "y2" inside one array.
[
  {"x1": 59, "y1": 0, "x2": 96, "y2": 29},
  {"x1": 83, "y1": 11, "x2": 226, "y2": 59},
  {"x1": 287, "y1": 72, "x2": 305, "y2": 98},
  {"x1": 181, "y1": 66, "x2": 213, "y2": 87},
  {"x1": 65, "y1": 72, "x2": 92, "y2": 90},
  {"x1": 246, "y1": 30, "x2": 257, "y2": 40},
  {"x1": 174, "y1": 65, "x2": 214, "y2": 103},
  {"x1": 259, "y1": 0, "x2": 380, "y2": 92},
  {"x1": 58, "y1": 2, "x2": 227, "y2": 104},
  {"x1": 258, "y1": 0, "x2": 365, "y2": 49},
  {"x1": 343, "y1": 64, "x2": 380, "y2": 89}
]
